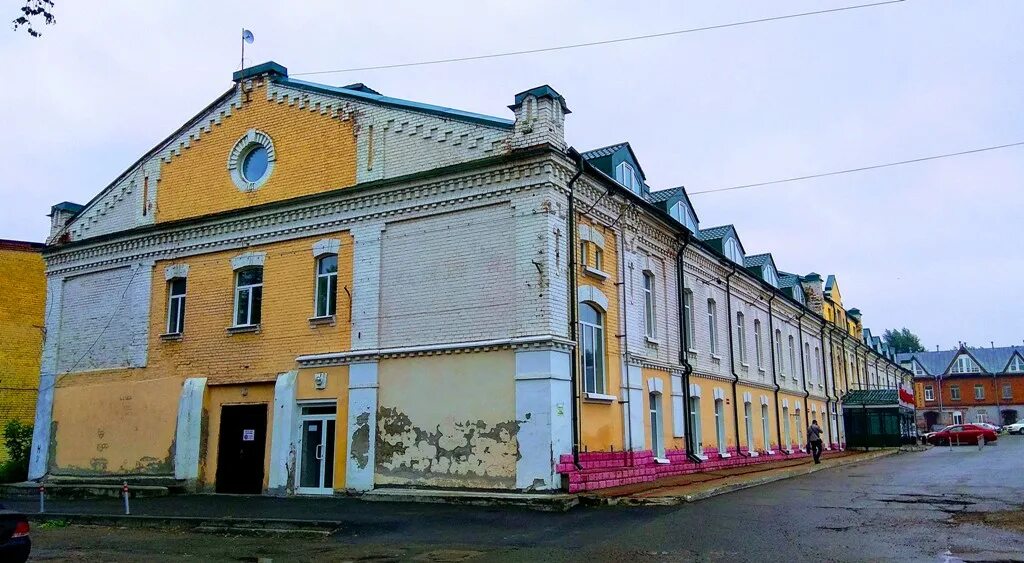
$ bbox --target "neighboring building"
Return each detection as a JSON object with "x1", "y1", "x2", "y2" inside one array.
[
  {"x1": 0, "y1": 239, "x2": 46, "y2": 460},
  {"x1": 901, "y1": 344, "x2": 1024, "y2": 429},
  {"x1": 29, "y1": 62, "x2": 910, "y2": 497}
]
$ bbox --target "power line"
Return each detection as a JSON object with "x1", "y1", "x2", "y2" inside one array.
[
  {"x1": 292, "y1": 0, "x2": 904, "y2": 76},
  {"x1": 688, "y1": 140, "x2": 1024, "y2": 196}
]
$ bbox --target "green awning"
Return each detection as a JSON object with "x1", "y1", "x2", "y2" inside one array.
[{"x1": 841, "y1": 389, "x2": 899, "y2": 407}]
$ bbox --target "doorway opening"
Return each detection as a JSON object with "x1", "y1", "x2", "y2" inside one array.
[
  {"x1": 215, "y1": 404, "x2": 268, "y2": 494},
  {"x1": 296, "y1": 402, "x2": 337, "y2": 494}
]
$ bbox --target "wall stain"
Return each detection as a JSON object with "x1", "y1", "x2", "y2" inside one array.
[
  {"x1": 350, "y1": 411, "x2": 371, "y2": 469},
  {"x1": 375, "y1": 406, "x2": 522, "y2": 488}
]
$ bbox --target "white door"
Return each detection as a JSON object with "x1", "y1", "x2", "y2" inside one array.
[{"x1": 296, "y1": 403, "x2": 337, "y2": 495}]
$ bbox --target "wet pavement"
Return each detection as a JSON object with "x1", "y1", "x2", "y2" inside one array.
[{"x1": 17, "y1": 436, "x2": 1024, "y2": 562}]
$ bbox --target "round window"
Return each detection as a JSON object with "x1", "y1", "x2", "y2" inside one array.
[{"x1": 241, "y1": 145, "x2": 269, "y2": 183}]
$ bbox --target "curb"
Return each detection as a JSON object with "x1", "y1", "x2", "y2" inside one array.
[
  {"x1": 27, "y1": 513, "x2": 343, "y2": 537},
  {"x1": 361, "y1": 488, "x2": 579, "y2": 512},
  {"x1": 584, "y1": 449, "x2": 899, "y2": 507}
]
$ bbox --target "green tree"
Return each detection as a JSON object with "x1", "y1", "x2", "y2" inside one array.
[
  {"x1": 0, "y1": 420, "x2": 33, "y2": 482},
  {"x1": 12, "y1": 0, "x2": 55, "y2": 37},
  {"x1": 883, "y1": 328, "x2": 926, "y2": 354}
]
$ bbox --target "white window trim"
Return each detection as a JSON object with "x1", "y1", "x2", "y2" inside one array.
[
  {"x1": 643, "y1": 270, "x2": 657, "y2": 339},
  {"x1": 708, "y1": 299, "x2": 719, "y2": 355},
  {"x1": 313, "y1": 254, "x2": 339, "y2": 319},
  {"x1": 232, "y1": 267, "x2": 263, "y2": 328},
  {"x1": 165, "y1": 278, "x2": 186, "y2": 336},
  {"x1": 924, "y1": 385, "x2": 934, "y2": 401}
]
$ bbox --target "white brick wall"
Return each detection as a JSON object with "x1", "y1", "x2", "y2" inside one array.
[
  {"x1": 55, "y1": 263, "x2": 151, "y2": 373},
  {"x1": 379, "y1": 203, "x2": 515, "y2": 347}
]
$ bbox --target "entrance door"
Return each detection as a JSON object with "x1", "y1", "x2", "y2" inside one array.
[
  {"x1": 215, "y1": 404, "x2": 268, "y2": 494},
  {"x1": 296, "y1": 403, "x2": 337, "y2": 494}
]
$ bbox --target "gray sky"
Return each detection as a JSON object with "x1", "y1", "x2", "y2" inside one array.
[{"x1": 2, "y1": 1, "x2": 1021, "y2": 349}]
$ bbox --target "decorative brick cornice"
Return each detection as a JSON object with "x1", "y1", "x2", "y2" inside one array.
[{"x1": 296, "y1": 335, "x2": 575, "y2": 367}]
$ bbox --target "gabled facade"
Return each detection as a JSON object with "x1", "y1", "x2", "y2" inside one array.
[
  {"x1": 30, "y1": 61, "x2": 911, "y2": 498},
  {"x1": 901, "y1": 344, "x2": 1024, "y2": 428}
]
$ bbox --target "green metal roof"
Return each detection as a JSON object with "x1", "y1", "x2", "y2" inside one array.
[{"x1": 842, "y1": 389, "x2": 898, "y2": 406}]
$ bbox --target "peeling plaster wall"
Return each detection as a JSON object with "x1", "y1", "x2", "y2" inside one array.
[
  {"x1": 375, "y1": 352, "x2": 518, "y2": 489},
  {"x1": 50, "y1": 374, "x2": 179, "y2": 475}
]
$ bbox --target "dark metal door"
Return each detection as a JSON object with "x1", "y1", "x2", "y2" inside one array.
[{"x1": 215, "y1": 404, "x2": 268, "y2": 494}]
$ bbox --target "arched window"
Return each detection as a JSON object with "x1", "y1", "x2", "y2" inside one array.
[
  {"x1": 775, "y1": 329, "x2": 784, "y2": 375},
  {"x1": 689, "y1": 396, "x2": 703, "y2": 453},
  {"x1": 234, "y1": 266, "x2": 264, "y2": 326},
  {"x1": 744, "y1": 401, "x2": 754, "y2": 453},
  {"x1": 579, "y1": 303, "x2": 606, "y2": 395},
  {"x1": 814, "y1": 347, "x2": 821, "y2": 386},
  {"x1": 788, "y1": 335, "x2": 797, "y2": 380},
  {"x1": 763, "y1": 265, "x2": 779, "y2": 288},
  {"x1": 761, "y1": 403, "x2": 771, "y2": 452},
  {"x1": 315, "y1": 254, "x2": 338, "y2": 318},
  {"x1": 736, "y1": 312, "x2": 747, "y2": 363},
  {"x1": 803, "y1": 343, "x2": 812, "y2": 384},
  {"x1": 649, "y1": 392, "x2": 664, "y2": 458},
  {"x1": 782, "y1": 406, "x2": 792, "y2": 450},
  {"x1": 724, "y1": 237, "x2": 743, "y2": 264},
  {"x1": 714, "y1": 399, "x2": 727, "y2": 455},
  {"x1": 707, "y1": 299, "x2": 719, "y2": 354},
  {"x1": 643, "y1": 271, "x2": 656, "y2": 338}
]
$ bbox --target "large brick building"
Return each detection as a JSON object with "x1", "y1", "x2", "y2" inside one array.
[
  {"x1": 29, "y1": 62, "x2": 910, "y2": 496},
  {"x1": 0, "y1": 239, "x2": 46, "y2": 460},
  {"x1": 901, "y1": 345, "x2": 1024, "y2": 429}
]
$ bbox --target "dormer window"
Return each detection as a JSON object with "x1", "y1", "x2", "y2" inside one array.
[
  {"x1": 1007, "y1": 355, "x2": 1024, "y2": 373},
  {"x1": 670, "y1": 202, "x2": 698, "y2": 232},
  {"x1": 724, "y1": 237, "x2": 743, "y2": 264},
  {"x1": 615, "y1": 162, "x2": 643, "y2": 196},
  {"x1": 950, "y1": 354, "x2": 981, "y2": 374},
  {"x1": 763, "y1": 265, "x2": 779, "y2": 288}
]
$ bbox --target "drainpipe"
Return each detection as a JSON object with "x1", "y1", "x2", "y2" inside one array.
[
  {"x1": 617, "y1": 212, "x2": 634, "y2": 459},
  {"x1": 675, "y1": 236, "x2": 702, "y2": 464},
  {"x1": 797, "y1": 310, "x2": 809, "y2": 447},
  {"x1": 566, "y1": 150, "x2": 585, "y2": 469},
  {"x1": 767, "y1": 294, "x2": 783, "y2": 454},
  {"x1": 874, "y1": 356, "x2": 880, "y2": 390},
  {"x1": 724, "y1": 264, "x2": 744, "y2": 455}
]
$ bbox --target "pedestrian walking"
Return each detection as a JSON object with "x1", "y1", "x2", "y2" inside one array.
[{"x1": 807, "y1": 420, "x2": 824, "y2": 464}]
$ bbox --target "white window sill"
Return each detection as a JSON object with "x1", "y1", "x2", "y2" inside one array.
[
  {"x1": 758, "y1": 368, "x2": 766, "y2": 374},
  {"x1": 308, "y1": 315, "x2": 336, "y2": 328},
  {"x1": 782, "y1": 449, "x2": 793, "y2": 455},
  {"x1": 583, "y1": 266, "x2": 610, "y2": 280},
  {"x1": 747, "y1": 451, "x2": 759, "y2": 458},
  {"x1": 159, "y1": 332, "x2": 183, "y2": 342},
  {"x1": 765, "y1": 450, "x2": 775, "y2": 455},
  {"x1": 711, "y1": 354, "x2": 722, "y2": 361},
  {"x1": 719, "y1": 452, "x2": 732, "y2": 459},
  {"x1": 583, "y1": 392, "x2": 616, "y2": 403},
  {"x1": 653, "y1": 457, "x2": 670, "y2": 465},
  {"x1": 740, "y1": 362, "x2": 749, "y2": 369},
  {"x1": 687, "y1": 348, "x2": 698, "y2": 355},
  {"x1": 227, "y1": 324, "x2": 261, "y2": 335},
  {"x1": 645, "y1": 336, "x2": 661, "y2": 346},
  {"x1": 695, "y1": 454, "x2": 709, "y2": 461}
]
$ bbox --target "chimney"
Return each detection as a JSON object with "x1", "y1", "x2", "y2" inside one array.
[
  {"x1": 799, "y1": 273, "x2": 824, "y2": 315},
  {"x1": 509, "y1": 85, "x2": 569, "y2": 151},
  {"x1": 991, "y1": 341, "x2": 995, "y2": 349},
  {"x1": 47, "y1": 201, "x2": 84, "y2": 243}
]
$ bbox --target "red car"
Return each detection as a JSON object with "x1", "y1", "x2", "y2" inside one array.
[{"x1": 926, "y1": 424, "x2": 999, "y2": 446}]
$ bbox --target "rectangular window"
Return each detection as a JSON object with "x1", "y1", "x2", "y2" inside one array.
[
  {"x1": 974, "y1": 384, "x2": 984, "y2": 400},
  {"x1": 683, "y1": 290, "x2": 694, "y2": 350},
  {"x1": 234, "y1": 267, "x2": 264, "y2": 326},
  {"x1": 643, "y1": 271, "x2": 656, "y2": 339},
  {"x1": 924, "y1": 385, "x2": 934, "y2": 401},
  {"x1": 166, "y1": 278, "x2": 186, "y2": 334},
  {"x1": 580, "y1": 304, "x2": 605, "y2": 395},
  {"x1": 579, "y1": 241, "x2": 589, "y2": 268},
  {"x1": 803, "y1": 343, "x2": 812, "y2": 384},
  {"x1": 736, "y1": 312, "x2": 747, "y2": 363},
  {"x1": 707, "y1": 299, "x2": 718, "y2": 354},
  {"x1": 315, "y1": 255, "x2": 338, "y2": 318},
  {"x1": 754, "y1": 320, "x2": 764, "y2": 368},
  {"x1": 1003, "y1": 384, "x2": 1012, "y2": 400},
  {"x1": 814, "y1": 347, "x2": 821, "y2": 386},
  {"x1": 950, "y1": 385, "x2": 961, "y2": 401}
]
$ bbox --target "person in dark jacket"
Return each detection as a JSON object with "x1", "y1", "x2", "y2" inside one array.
[{"x1": 807, "y1": 420, "x2": 824, "y2": 464}]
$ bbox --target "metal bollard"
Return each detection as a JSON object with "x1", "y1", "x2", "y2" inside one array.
[
  {"x1": 122, "y1": 481, "x2": 130, "y2": 515},
  {"x1": 38, "y1": 484, "x2": 45, "y2": 514}
]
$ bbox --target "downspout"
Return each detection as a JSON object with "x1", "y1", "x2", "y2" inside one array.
[
  {"x1": 797, "y1": 310, "x2": 809, "y2": 448},
  {"x1": 566, "y1": 150, "x2": 585, "y2": 469},
  {"x1": 724, "y1": 264, "x2": 743, "y2": 455},
  {"x1": 675, "y1": 236, "x2": 702, "y2": 463},
  {"x1": 767, "y1": 294, "x2": 783, "y2": 454},
  {"x1": 874, "y1": 356, "x2": 880, "y2": 390},
  {"x1": 617, "y1": 211, "x2": 634, "y2": 459}
]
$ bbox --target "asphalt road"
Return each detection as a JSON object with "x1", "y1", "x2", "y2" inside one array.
[{"x1": 23, "y1": 437, "x2": 1024, "y2": 562}]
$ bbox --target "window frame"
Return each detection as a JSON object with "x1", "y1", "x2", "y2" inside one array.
[
  {"x1": 579, "y1": 303, "x2": 606, "y2": 395},
  {"x1": 683, "y1": 289, "x2": 694, "y2": 350},
  {"x1": 950, "y1": 385, "x2": 961, "y2": 401},
  {"x1": 1002, "y1": 383, "x2": 1012, "y2": 400},
  {"x1": 974, "y1": 384, "x2": 985, "y2": 400},
  {"x1": 754, "y1": 319, "x2": 764, "y2": 369},
  {"x1": 1008, "y1": 356, "x2": 1024, "y2": 373},
  {"x1": 643, "y1": 271, "x2": 656, "y2": 339},
  {"x1": 314, "y1": 253, "x2": 339, "y2": 318},
  {"x1": 707, "y1": 299, "x2": 718, "y2": 355},
  {"x1": 166, "y1": 277, "x2": 187, "y2": 335},
  {"x1": 736, "y1": 312, "x2": 747, "y2": 364},
  {"x1": 924, "y1": 385, "x2": 934, "y2": 401},
  {"x1": 233, "y1": 266, "x2": 264, "y2": 327},
  {"x1": 788, "y1": 335, "x2": 796, "y2": 380}
]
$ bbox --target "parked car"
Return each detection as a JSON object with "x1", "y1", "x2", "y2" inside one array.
[
  {"x1": 1004, "y1": 421, "x2": 1024, "y2": 435},
  {"x1": 0, "y1": 505, "x2": 30, "y2": 563},
  {"x1": 974, "y1": 422, "x2": 1002, "y2": 433},
  {"x1": 925, "y1": 424, "x2": 999, "y2": 446}
]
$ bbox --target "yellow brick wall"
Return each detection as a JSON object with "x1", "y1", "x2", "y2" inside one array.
[
  {"x1": 148, "y1": 232, "x2": 354, "y2": 382},
  {"x1": 0, "y1": 246, "x2": 45, "y2": 462},
  {"x1": 576, "y1": 217, "x2": 624, "y2": 452},
  {"x1": 155, "y1": 80, "x2": 357, "y2": 223}
]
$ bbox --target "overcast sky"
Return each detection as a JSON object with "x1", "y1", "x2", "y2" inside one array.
[{"x1": 2, "y1": 1, "x2": 1021, "y2": 349}]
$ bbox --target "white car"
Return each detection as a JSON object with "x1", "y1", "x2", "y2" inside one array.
[{"x1": 1004, "y1": 421, "x2": 1024, "y2": 435}]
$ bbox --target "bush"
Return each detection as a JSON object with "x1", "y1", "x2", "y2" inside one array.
[{"x1": 0, "y1": 420, "x2": 33, "y2": 483}]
